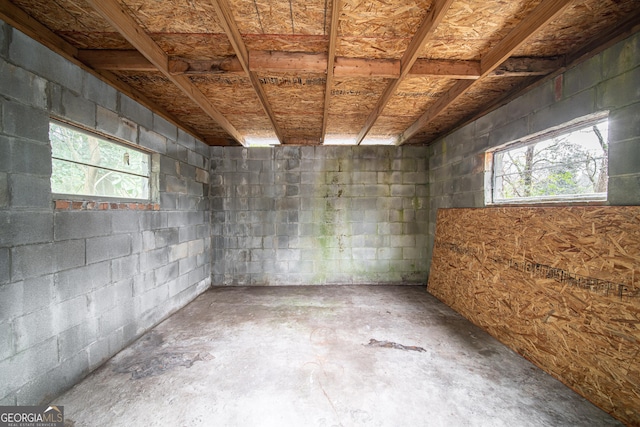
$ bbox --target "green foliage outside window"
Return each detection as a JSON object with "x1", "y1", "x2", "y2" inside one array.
[
  {"x1": 49, "y1": 121, "x2": 150, "y2": 200},
  {"x1": 492, "y1": 118, "x2": 608, "y2": 202}
]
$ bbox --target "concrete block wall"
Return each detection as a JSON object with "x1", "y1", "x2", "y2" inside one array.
[
  {"x1": 0, "y1": 21, "x2": 211, "y2": 405},
  {"x1": 210, "y1": 145, "x2": 429, "y2": 285},
  {"x1": 426, "y1": 32, "x2": 640, "y2": 273}
]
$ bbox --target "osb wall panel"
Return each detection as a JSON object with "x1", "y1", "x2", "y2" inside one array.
[{"x1": 428, "y1": 207, "x2": 640, "y2": 426}]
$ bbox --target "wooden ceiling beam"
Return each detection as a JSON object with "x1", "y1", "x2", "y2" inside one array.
[
  {"x1": 355, "y1": 0, "x2": 456, "y2": 145},
  {"x1": 399, "y1": 0, "x2": 573, "y2": 145},
  {"x1": 78, "y1": 48, "x2": 562, "y2": 80},
  {"x1": 321, "y1": 0, "x2": 342, "y2": 143},
  {"x1": 84, "y1": 0, "x2": 245, "y2": 145},
  {"x1": 249, "y1": 51, "x2": 327, "y2": 74},
  {"x1": 0, "y1": 0, "x2": 210, "y2": 144},
  {"x1": 207, "y1": 0, "x2": 285, "y2": 144}
]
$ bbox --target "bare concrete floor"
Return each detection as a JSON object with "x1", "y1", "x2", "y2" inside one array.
[{"x1": 55, "y1": 286, "x2": 621, "y2": 426}]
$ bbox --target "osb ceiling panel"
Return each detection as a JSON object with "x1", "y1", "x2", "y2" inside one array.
[
  {"x1": 119, "y1": 0, "x2": 224, "y2": 33},
  {"x1": 11, "y1": 0, "x2": 114, "y2": 32},
  {"x1": 2, "y1": 0, "x2": 638, "y2": 146},
  {"x1": 421, "y1": 0, "x2": 542, "y2": 60},
  {"x1": 234, "y1": 0, "x2": 330, "y2": 35},
  {"x1": 515, "y1": 0, "x2": 640, "y2": 57}
]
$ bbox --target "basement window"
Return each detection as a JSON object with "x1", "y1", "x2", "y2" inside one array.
[
  {"x1": 487, "y1": 113, "x2": 609, "y2": 204},
  {"x1": 49, "y1": 120, "x2": 151, "y2": 200}
]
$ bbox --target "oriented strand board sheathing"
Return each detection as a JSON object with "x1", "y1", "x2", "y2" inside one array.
[
  {"x1": 244, "y1": 35, "x2": 329, "y2": 53},
  {"x1": 119, "y1": 0, "x2": 224, "y2": 33},
  {"x1": 190, "y1": 75, "x2": 266, "y2": 115},
  {"x1": 242, "y1": 0, "x2": 329, "y2": 35},
  {"x1": 328, "y1": 77, "x2": 391, "y2": 116},
  {"x1": 385, "y1": 77, "x2": 456, "y2": 114},
  {"x1": 339, "y1": 0, "x2": 432, "y2": 38},
  {"x1": 514, "y1": 0, "x2": 640, "y2": 57},
  {"x1": 421, "y1": 0, "x2": 541, "y2": 59},
  {"x1": 58, "y1": 31, "x2": 133, "y2": 50},
  {"x1": 428, "y1": 207, "x2": 640, "y2": 426},
  {"x1": 155, "y1": 34, "x2": 235, "y2": 59},
  {"x1": 114, "y1": 72, "x2": 229, "y2": 140},
  {"x1": 258, "y1": 73, "x2": 326, "y2": 116},
  {"x1": 337, "y1": 36, "x2": 412, "y2": 60},
  {"x1": 11, "y1": 0, "x2": 115, "y2": 32}
]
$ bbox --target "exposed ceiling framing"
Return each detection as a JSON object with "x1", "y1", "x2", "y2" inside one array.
[{"x1": 1, "y1": 0, "x2": 639, "y2": 146}]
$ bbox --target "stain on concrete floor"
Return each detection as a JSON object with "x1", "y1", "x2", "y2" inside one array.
[
  {"x1": 112, "y1": 332, "x2": 214, "y2": 380},
  {"x1": 52, "y1": 286, "x2": 623, "y2": 427},
  {"x1": 366, "y1": 338, "x2": 426, "y2": 352}
]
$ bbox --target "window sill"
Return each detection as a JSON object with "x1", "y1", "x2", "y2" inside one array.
[{"x1": 54, "y1": 199, "x2": 160, "y2": 211}]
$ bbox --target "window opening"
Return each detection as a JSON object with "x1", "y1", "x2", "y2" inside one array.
[
  {"x1": 49, "y1": 120, "x2": 151, "y2": 200},
  {"x1": 489, "y1": 114, "x2": 608, "y2": 204}
]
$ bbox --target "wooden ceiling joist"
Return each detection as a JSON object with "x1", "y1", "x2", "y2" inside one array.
[
  {"x1": 207, "y1": 0, "x2": 284, "y2": 144},
  {"x1": 399, "y1": 0, "x2": 573, "y2": 145},
  {"x1": 355, "y1": 0, "x2": 456, "y2": 145},
  {"x1": 321, "y1": 0, "x2": 342, "y2": 143},
  {"x1": 79, "y1": 49, "x2": 563, "y2": 80},
  {"x1": 84, "y1": 0, "x2": 245, "y2": 145},
  {"x1": 0, "y1": 0, "x2": 208, "y2": 143}
]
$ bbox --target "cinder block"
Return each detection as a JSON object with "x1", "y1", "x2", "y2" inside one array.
[
  {"x1": 179, "y1": 255, "x2": 198, "y2": 276},
  {"x1": 0, "y1": 247, "x2": 9, "y2": 285},
  {"x1": 96, "y1": 106, "x2": 137, "y2": 143},
  {"x1": 120, "y1": 94, "x2": 153, "y2": 130},
  {"x1": 16, "y1": 351, "x2": 89, "y2": 406},
  {"x1": 0, "y1": 337, "x2": 58, "y2": 400},
  {"x1": 608, "y1": 103, "x2": 640, "y2": 144},
  {"x1": 2, "y1": 101, "x2": 49, "y2": 142},
  {"x1": 139, "y1": 127, "x2": 167, "y2": 154},
  {"x1": 607, "y1": 139, "x2": 640, "y2": 176},
  {"x1": 12, "y1": 239, "x2": 84, "y2": 281},
  {"x1": 0, "y1": 173, "x2": 7, "y2": 208},
  {"x1": 169, "y1": 242, "x2": 189, "y2": 262},
  {"x1": 603, "y1": 33, "x2": 640, "y2": 79},
  {"x1": 110, "y1": 211, "x2": 140, "y2": 234},
  {"x1": 14, "y1": 307, "x2": 53, "y2": 352},
  {"x1": 0, "y1": 280, "x2": 23, "y2": 322},
  {"x1": 9, "y1": 29, "x2": 82, "y2": 91},
  {"x1": 57, "y1": 319, "x2": 97, "y2": 363},
  {"x1": 9, "y1": 174, "x2": 50, "y2": 208},
  {"x1": 22, "y1": 275, "x2": 53, "y2": 315},
  {"x1": 60, "y1": 88, "x2": 96, "y2": 126},
  {"x1": 608, "y1": 175, "x2": 640, "y2": 205},
  {"x1": 188, "y1": 239, "x2": 205, "y2": 256},
  {"x1": 140, "y1": 247, "x2": 169, "y2": 272},
  {"x1": 153, "y1": 114, "x2": 177, "y2": 141},
  {"x1": 0, "y1": 321, "x2": 13, "y2": 361},
  {"x1": 487, "y1": 116, "x2": 530, "y2": 148},
  {"x1": 9, "y1": 138, "x2": 51, "y2": 176},
  {"x1": 564, "y1": 54, "x2": 602, "y2": 97},
  {"x1": 55, "y1": 294, "x2": 90, "y2": 333},
  {"x1": 86, "y1": 234, "x2": 131, "y2": 265},
  {"x1": 0, "y1": 211, "x2": 52, "y2": 246},
  {"x1": 111, "y1": 254, "x2": 139, "y2": 282},
  {"x1": 139, "y1": 211, "x2": 167, "y2": 231},
  {"x1": 98, "y1": 300, "x2": 134, "y2": 336},
  {"x1": 177, "y1": 129, "x2": 197, "y2": 151},
  {"x1": 390, "y1": 235, "x2": 416, "y2": 248},
  {"x1": 390, "y1": 185, "x2": 415, "y2": 197},
  {"x1": 531, "y1": 90, "x2": 596, "y2": 135},
  {"x1": 187, "y1": 150, "x2": 204, "y2": 168},
  {"x1": 54, "y1": 261, "x2": 111, "y2": 301},
  {"x1": 0, "y1": 59, "x2": 47, "y2": 108},
  {"x1": 179, "y1": 225, "x2": 199, "y2": 243},
  {"x1": 55, "y1": 211, "x2": 111, "y2": 240},
  {"x1": 82, "y1": 73, "x2": 117, "y2": 111}
]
